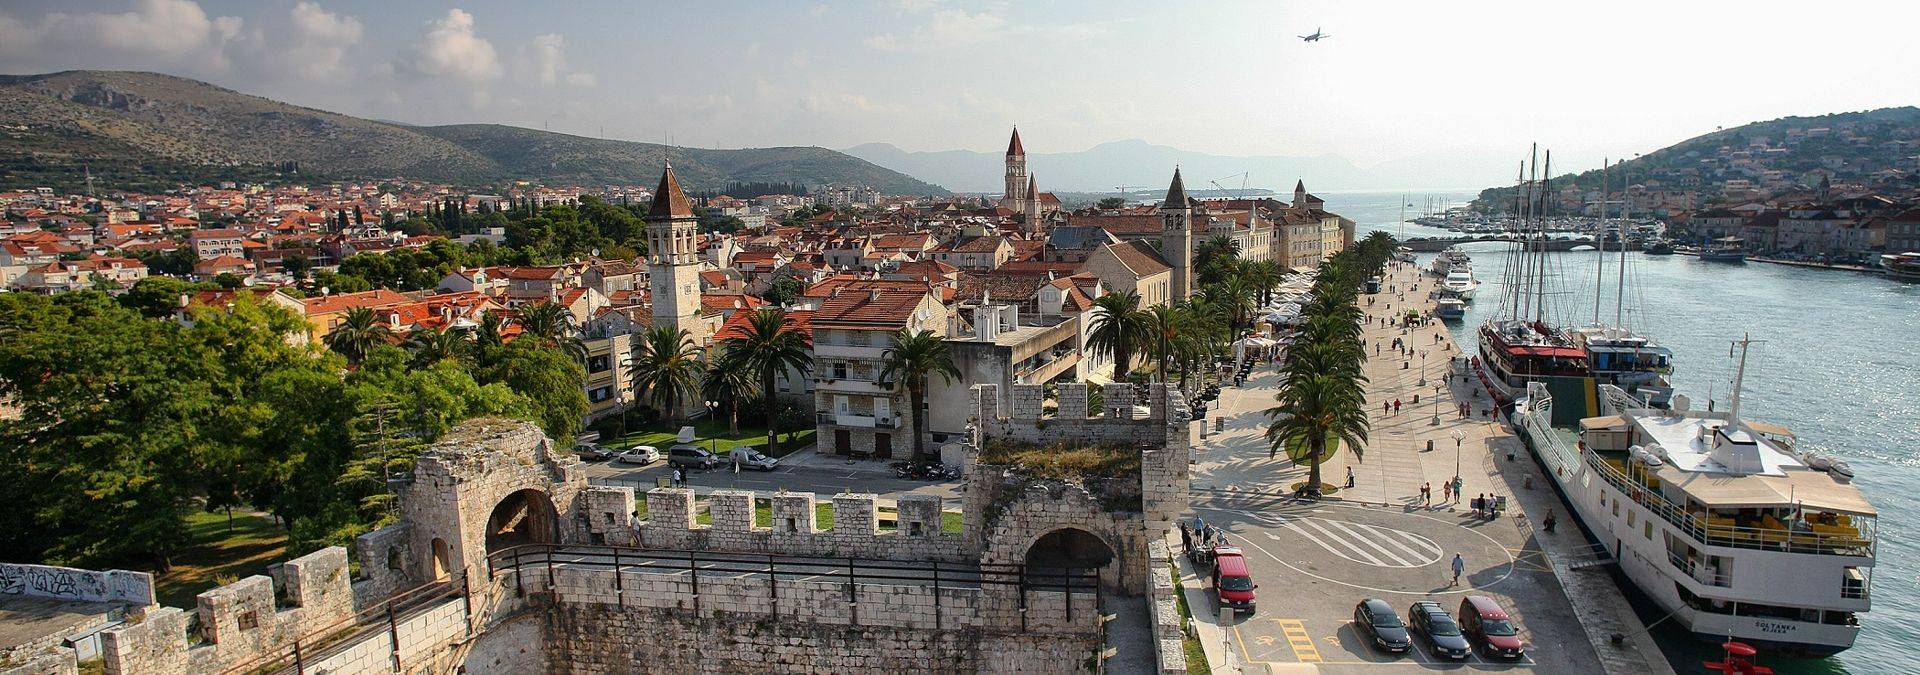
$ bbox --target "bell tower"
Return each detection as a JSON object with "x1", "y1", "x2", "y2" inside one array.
[
  {"x1": 646, "y1": 162, "x2": 706, "y2": 344},
  {"x1": 1160, "y1": 168, "x2": 1193, "y2": 302},
  {"x1": 1003, "y1": 127, "x2": 1028, "y2": 211}
]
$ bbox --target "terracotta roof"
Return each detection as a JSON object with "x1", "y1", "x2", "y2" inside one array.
[
  {"x1": 1071, "y1": 213, "x2": 1162, "y2": 237},
  {"x1": 958, "y1": 273, "x2": 1048, "y2": 303},
  {"x1": 715, "y1": 309, "x2": 814, "y2": 341},
  {"x1": 647, "y1": 164, "x2": 696, "y2": 219},
  {"x1": 812, "y1": 288, "x2": 933, "y2": 330},
  {"x1": 299, "y1": 288, "x2": 411, "y2": 315},
  {"x1": 702, "y1": 294, "x2": 766, "y2": 313},
  {"x1": 994, "y1": 260, "x2": 1079, "y2": 276},
  {"x1": 1102, "y1": 240, "x2": 1171, "y2": 277}
]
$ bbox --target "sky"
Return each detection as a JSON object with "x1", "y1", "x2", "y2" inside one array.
[{"x1": 2, "y1": 0, "x2": 1918, "y2": 188}]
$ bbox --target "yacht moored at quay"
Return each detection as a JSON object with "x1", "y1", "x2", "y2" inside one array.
[{"x1": 1514, "y1": 342, "x2": 1875, "y2": 659}]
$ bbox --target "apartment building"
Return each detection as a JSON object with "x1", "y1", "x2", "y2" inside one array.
[{"x1": 809, "y1": 281, "x2": 951, "y2": 460}]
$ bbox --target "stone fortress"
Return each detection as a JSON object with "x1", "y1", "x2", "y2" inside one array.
[{"x1": 0, "y1": 384, "x2": 1191, "y2": 675}]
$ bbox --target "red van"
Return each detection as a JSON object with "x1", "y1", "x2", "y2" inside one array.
[
  {"x1": 1458, "y1": 595, "x2": 1525, "y2": 658},
  {"x1": 1210, "y1": 546, "x2": 1257, "y2": 615}
]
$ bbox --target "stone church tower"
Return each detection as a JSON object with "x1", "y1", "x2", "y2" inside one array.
[
  {"x1": 1003, "y1": 127, "x2": 1029, "y2": 211},
  {"x1": 1023, "y1": 174, "x2": 1042, "y2": 234},
  {"x1": 646, "y1": 163, "x2": 707, "y2": 344},
  {"x1": 1160, "y1": 168, "x2": 1194, "y2": 301}
]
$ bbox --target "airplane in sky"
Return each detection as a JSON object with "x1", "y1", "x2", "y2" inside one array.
[{"x1": 1300, "y1": 28, "x2": 1330, "y2": 42}]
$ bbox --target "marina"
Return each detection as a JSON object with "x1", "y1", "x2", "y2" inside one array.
[{"x1": 1321, "y1": 190, "x2": 1920, "y2": 674}]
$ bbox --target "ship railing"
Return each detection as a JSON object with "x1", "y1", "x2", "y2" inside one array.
[
  {"x1": 1666, "y1": 550, "x2": 1732, "y2": 588},
  {"x1": 1582, "y1": 451, "x2": 1873, "y2": 557}
]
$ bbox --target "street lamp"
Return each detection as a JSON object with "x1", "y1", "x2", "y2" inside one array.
[
  {"x1": 1451, "y1": 428, "x2": 1466, "y2": 485},
  {"x1": 703, "y1": 400, "x2": 719, "y2": 456}
]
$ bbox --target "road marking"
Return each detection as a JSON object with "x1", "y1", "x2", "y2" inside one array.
[
  {"x1": 1323, "y1": 519, "x2": 1420, "y2": 567},
  {"x1": 1286, "y1": 517, "x2": 1443, "y2": 568},
  {"x1": 1289, "y1": 518, "x2": 1388, "y2": 567},
  {"x1": 1276, "y1": 619, "x2": 1322, "y2": 662}
]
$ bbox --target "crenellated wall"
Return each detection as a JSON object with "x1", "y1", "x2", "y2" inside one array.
[
  {"x1": 96, "y1": 546, "x2": 354, "y2": 675},
  {"x1": 593, "y1": 488, "x2": 972, "y2": 563}
]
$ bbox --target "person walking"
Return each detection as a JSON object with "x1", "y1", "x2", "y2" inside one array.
[
  {"x1": 1544, "y1": 509, "x2": 1558, "y2": 533},
  {"x1": 1345, "y1": 466, "x2": 1356, "y2": 488},
  {"x1": 1421, "y1": 482, "x2": 1431, "y2": 505},
  {"x1": 1441, "y1": 480, "x2": 1453, "y2": 502},
  {"x1": 1451, "y1": 553, "x2": 1466, "y2": 585},
  {"x1": 672, "y1": 467, "x2": 684, "y2": 487},
  {"x1": 1393, "y1": 399, "x2": 1402, "y2": 414}
]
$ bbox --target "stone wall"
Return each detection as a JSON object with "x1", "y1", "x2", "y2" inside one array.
[
  {"x1": 1145, "y1": 538, "x2": 1189, "y2": 674},
  {"x1": 97, "y1": 546, "x2": 354, "y2": 675},
  {"x1": 627, "y1": 489, "x2": 971, "y2": 562},
  {"x1": 396, "y1": 419, "x2": 590, "y2": 586},
  {"x1": 0, "y1": 563, "x2": 153, "y2": 606},
  {"x1": 350, "y1": 522, "x2": 413, "y2": 608}
]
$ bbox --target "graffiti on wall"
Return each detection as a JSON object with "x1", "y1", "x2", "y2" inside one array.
[{"x1": 0, "y1": 563, "x2": 153, "y2": 605}]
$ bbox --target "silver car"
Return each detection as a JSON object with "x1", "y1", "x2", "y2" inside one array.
[{"x1": 614, "y1": 445, "x2": 661, "y2": 465}]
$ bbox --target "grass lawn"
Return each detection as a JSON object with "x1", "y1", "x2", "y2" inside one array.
[
  {"x1": 152, "y1": 509, "x2": 288, "y2": 607},
  {"x1": 607, "y1": 418, "x2": 816, "y2": 457}
]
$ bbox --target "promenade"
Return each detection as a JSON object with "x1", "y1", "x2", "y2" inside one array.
[{"x1": 1180, "y1": 261, "x2": 1673, "y2": 675}]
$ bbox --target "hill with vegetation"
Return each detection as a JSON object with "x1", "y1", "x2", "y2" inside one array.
[
  {"x1": 1471, "y1": 107, "x2": 1920, "y2": 211},
  {"x1": 0, "y1": 70, "x2": 947, "y2": 194}
]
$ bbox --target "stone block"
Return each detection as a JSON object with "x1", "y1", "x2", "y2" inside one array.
[
  {"x1": 771, "y1": 492, "x2": 818, "y2": 534},
  {"x1": 830, "y1": 493, "x2": 879, "y2": 535},
  {"x1": 708, "y1": 490, "x2": 756, "y2": 532},
  {"x1": 1011, "y1": 384, "x2": 1045, "y2": 420},
  {"x1": 1102, "y1": 383, "x2": 1134, "y2": 418},
  {"x1": 645, "y1": 488, "x2": 695, "y2": 529},
  {"x1": 895, "y1": 494, "x2": 942, "y2": 538},
  {"x1": 196, "y1": 574, "x2": 274, "y2": 646},
  {"x1": 1056, "y1": 383, "x2": 1088, "y2": 419}
]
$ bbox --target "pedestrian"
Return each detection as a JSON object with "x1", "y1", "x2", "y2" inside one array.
[
  {"x1": 1452, "y1": 476, "x2": 1464, "y2": 499},
  {"x1": 1180, "y1": 521, "x2": 1193, "y2": 553},
  {"x1": 733, "y1": 452, "x2": 741, "y2": 474},
  {"x1": 1451, "y1": 553, "x2": 1466, "y2": 584},
  {"x1": 1441, "y1": 480, "x2": 1452, "y2": 502},
  {"x1": 1421, "y1": 482, "x2": 1431, "y2": 505},
  {"x1": 1393, "y1": 399, "x2": 1401, "y2": 414},
  {"x1": 1544, "y1": 509, "x2": 1558, "y2": 533},
  {"x1": 1345, "y1": 466, "x2": 1356, "y2": 488},
  {"x1": 1384, "y1": 400, "x2": 1391, "y2": 415},
  {"x1": 672, "y1": 467, "x2": 684, "y2": 487}
]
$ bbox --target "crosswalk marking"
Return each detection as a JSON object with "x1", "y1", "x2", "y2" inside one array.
[
  {"x1": 1276, "y1": 619, "x2": 1322, "y2": 662},
  {"x1": 1284, "y1": 517, "x2": 1443, "y2": 568}
]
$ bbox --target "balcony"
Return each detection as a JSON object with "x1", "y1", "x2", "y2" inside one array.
[
  {"x1": 813, "y1": 376, "x2": 894, "y2": 395},
  {"x1": 817, "y1": 412, "x2": 901, "y2": 429}
]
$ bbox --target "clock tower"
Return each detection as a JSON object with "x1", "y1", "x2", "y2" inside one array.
[
  {"x1": 1160, "y1": 167, "x2": 1194, "y2": 302},
  {"x1": 646, "y1": 162, "x2": 707, "y2": 344}
]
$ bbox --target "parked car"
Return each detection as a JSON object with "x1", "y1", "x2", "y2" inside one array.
[
  {"x1": 729, "y1": 446, "x2": 779, "y2": 471},
  {"x1": 1407, "y1": 601, "x2": 1472, "y2": 660},
  {"x1": 668, "y1": 445, "x2": 720, "y2": 470},
  {"x1": 1209, "y1": 546, "x2": 1256, "y2": 615},
  {"x1": 1353, "y1": 598, "x2": 1412, "y2": 654},
  {"x1": 574, "y1": 442, "x2": 617, "y2": 461},
  {"x1": 1458, "y1": 595, "x2": 1525, "y2": 658},
  {"x1": 613, "y1": 445, "x2": 660, "y2": 465}
]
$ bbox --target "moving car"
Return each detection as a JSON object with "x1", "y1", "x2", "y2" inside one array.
[
  {"x1": 613, "y1": 445, "x2": 660, "y2": 465},
  {"x1": 574, "y1": 442, "x2": 617, "y2": 461},
  {"x1": 729, "y1": 446, "x2": 779, "y2": 471},
  {"x1": 1352, "y1": 598, "x2": 1412, "y2": 654},
  {"x1": 1407, "y1": 601, "x2": 1472, "y2": 660},
  {"x1": 668, "y1": 444, "x2": 720, "y2": 470},
  {"x1": 1458, "y1": 595, "x2": 1525, "y2": 658},
  {"x1": 1209, "y1": 546, "x2": 1257, "y2": 615}
]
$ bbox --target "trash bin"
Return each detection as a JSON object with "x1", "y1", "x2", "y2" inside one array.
[
  {"x1": 1495, "y1": 495, "x2": 1508, "y2": 512},
  {"x1": 1426, "y1": 439, "x2": 1434, "y2": 452}
]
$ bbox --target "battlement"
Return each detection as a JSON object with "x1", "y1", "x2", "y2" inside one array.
[
  {"x1": 575, "y1": 487, "x2": 967, "y2": 563},
  {"x1": 96, "y1": 547, "x2": 355, "y2": 675},
  {"x1": 971, "y1": 382, "x2": 1190, "y2": 449}
]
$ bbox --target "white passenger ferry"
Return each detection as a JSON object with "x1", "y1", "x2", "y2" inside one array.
[{"x1": 1516, "y1": 339, "x2": 1874, "y2": 658}]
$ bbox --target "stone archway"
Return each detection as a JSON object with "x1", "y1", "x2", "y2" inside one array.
[
  {"x1": 430, "y1": 538, "x2": 451, "y2": 581},
  {"x1": 485, "y1": 488, "x2": 560, "y2": 554},
  {"x1": 1024, "y1": 527, "x2": 1116, "y2": 571}
]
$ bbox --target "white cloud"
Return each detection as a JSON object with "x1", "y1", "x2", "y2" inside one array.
[
  {"x1": 395, "y1": 9, "x2": 501, "y2": 83},
  {"x1": 863, "y1": 34, "x2": 902, "y2": 51},
  {"x1": 518, "y1": 33, "x2": 596, "y2": 87},
  {"x1": 282, "y1": 2, "x2": 363, "y2": 79},
  {"x1": 862, "y1": 8, "x2": 1006, "y2": 52},
  {"x1": 0, "y1": 0, "x2": 244, "y2": 73}
]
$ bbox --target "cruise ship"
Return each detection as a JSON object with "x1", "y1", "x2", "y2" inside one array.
[
  {"x1": 1567, "y1": 327, "x2": 1674, "y2": 408},
  {"x1": 1516, "y1": 347, "x2": 1875, "y2": 658},
  {"x1": 1442, "y1": 269, "x2": 1479, "y2": 300},
  {"x1": 1880, "y1": 252, "x2": 1920, "y2": 281},
  {"x1": 1428, "y1": 247, "x2": 1470, "y2": 276}
]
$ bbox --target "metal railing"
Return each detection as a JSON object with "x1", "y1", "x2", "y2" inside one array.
[
  {"x1": 218, "y1": 574, "x2": 469, "y2": 675},
  {"x1": 1666, "y1": 550, "x2": 1733, "y2": 588},
  {"x1": 1584, "y1": 452, "x2": 1873, "y2": 556},
  {"x1": 486, "y1": 544, "x2": 1100, "y2": 632}
]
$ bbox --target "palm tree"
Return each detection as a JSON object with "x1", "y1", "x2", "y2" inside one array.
[
  {"x1": 632, "y1": 326, "x2": 706, "y2": 424},
  {"x1": 722, "y1": 308, "x2": 813, "y2": 453},
  {"x1": 1145, "y1": 305, "x2": 1183, "y2": 382},
  {"x1": 405, "y1": 326, "x2": 468, "y2": 367},
  {"x1": 1245, "y1": 259, "x2": 1284, "y2": 307},
  {"x1": 1265, "y1": 371, "x2": 1371, "y2": 496},
  {"x1": 1087, "y1": 291, "x2": 1150, "y2": 382},
  {"x1": 1194, "y1": 235, "x2": 1243, "y2": 285},
  {"x1": 325, "y1": 306, "x2": 392, "y2": 365},
  {"x1": 518, "y1": 301, "x2": 586, "y2": 360},
  {"x1": 879, "y1": 329, "x2": 960, "y2": 463},
  {"x1": 702, "y1": 345, "x2": 758, "y2": 436}
]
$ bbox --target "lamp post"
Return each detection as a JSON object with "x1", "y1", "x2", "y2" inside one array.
[
  {"x1": 703, "y1": 400, "x2": 719, "y2": 457},
  {"x1": 1451, "y1": 428, "x2": 1466, "y2": 484}
]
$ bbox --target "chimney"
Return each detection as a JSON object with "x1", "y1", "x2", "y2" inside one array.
[{"x1": 868, "y1": 289, "x2": 881, "y2": 302}]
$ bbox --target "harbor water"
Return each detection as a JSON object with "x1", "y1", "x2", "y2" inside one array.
[{"x1": 1323, "y1": 191, "x2": 1920, "y2": 675}]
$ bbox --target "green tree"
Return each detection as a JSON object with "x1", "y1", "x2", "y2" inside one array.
[
  {"x1": 119, "y1": 276, "x2": 200, "y2": 318},
  {"x1": 1097, "y1": 197, "x2": 1128, "y2": 209},
  {"x1": 722, "y1": 308, "x2": 813, "y2": 453},
  {"x1": 1262, "y1": 259, "x2": 1372, "y2": 497},
  {"x1": 404, "y1": 326, "x2": 469, "y2": 368},
  {"x1": 1087, "y1": 291, "x2": 1150, "y2": 382},
  {"x1": 324, "y1": 306, "x2": 393, "y2": 365},
  {"x1": 631, "y1": 326, "x2": 706, "y2": 424},
  {"x1": 483, "y1": 341, "x2": 588, "y2": 442},
  {"x1": 518, "y1": 301, "x2": 586, "y2": 361},
  {"x1": 701, "y1": 345, "x2": 758, "y2": 436},
  {"x1": 879, "y1": 329, "x2": 960, "y2": 463}
]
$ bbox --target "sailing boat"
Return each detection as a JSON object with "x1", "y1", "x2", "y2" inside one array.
[
  {"x1": 1567, "y1": 159, "x2": 1676, "y2": 408},
  {"x1": 1473, "y1": 147, "x2": 1591, "y2": 418}
]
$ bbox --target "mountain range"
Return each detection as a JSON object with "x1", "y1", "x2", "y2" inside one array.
[
  {"x1": 0, "y1": 71, "x2": 946, "y2": 195},
  {"x1": 842, "y1": 139, "x2": 1514, "y2": 195}
]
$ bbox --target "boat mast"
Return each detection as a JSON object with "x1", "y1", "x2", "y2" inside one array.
[
  {"x1": 1727, "y1": 333, "x2": 1760, "y2": 421},
  {"x1": 1594, "y1": 159, "x2": 1607, "y2": 325},
  {"x1": 1615, "y1": 166, "x2": 1630, "y2": 329},
  {"x1": 1534, "y1": 150, "x2": 1553, "y2": 325}
]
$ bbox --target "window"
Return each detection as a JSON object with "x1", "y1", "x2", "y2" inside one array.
[
  {"x1": 831, "y1": 362, "x2": 848, "y2": 379},
  {"x1": 588, "y1": 354, "x2": 611, "y2": 373},
  {"x1": 589, "y1": 386, "x2": 612, "y2": 402},
  {"x1": 1643, "y1": 521, "x2": 1653, "y2": 540}
]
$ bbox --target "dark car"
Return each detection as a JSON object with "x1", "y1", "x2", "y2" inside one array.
[
  {"x1": 574, "y1": 442, "x2": 617, "y2": 461},
  {"x1": 668, "y1": 444, "x2": 719, "y2": 470},
  {"x1": 1407, "y1": 601, "x2": 1472, "y2": 660},
  {"x1": 1459, "y1": 595, "x2": 1526, "y2": 658},
  {"x1": 1353, "y1": 598, "x2": 1412, "y2": 654}
]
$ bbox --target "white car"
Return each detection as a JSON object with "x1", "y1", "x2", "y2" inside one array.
[{"x1": 614, "y1": 445, "x2": 661, "y2": 465}]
